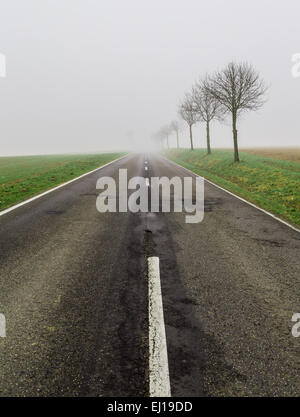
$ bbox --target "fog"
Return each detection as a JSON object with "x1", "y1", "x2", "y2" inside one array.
[{"x1": 0, "y1": 0, "x2": 299, "y2": 156}]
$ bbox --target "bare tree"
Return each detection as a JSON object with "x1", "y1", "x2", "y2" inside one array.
[
  {"x1": 192, "y1": 79, "x2": 222, "y2": 155},
  {"x1": 170, "y1": 120, "x2": 181, "y2": 148},
  {"x1": 158, "y1": 125, "x2": 171, "y2": 149},
  {"x1": 205, "y1": 62, "x2": 267, "y2": 162},
  {"x1": 152, "y1": 131, "x2": 164, "y2": 150},
  {"x1": 178, "y1": 93, "x2": 199, "y2": 151}
]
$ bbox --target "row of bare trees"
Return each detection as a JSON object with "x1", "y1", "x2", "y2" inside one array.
[
  {"x1": 155, "y1": 62, "x2": 268, "y2": 162},
  {"x1": 153, "y1": 122, "x2": 181, "y2": 151}
]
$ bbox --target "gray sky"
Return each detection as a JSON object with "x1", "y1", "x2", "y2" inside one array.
[{"x1": 0, "y1": 0, "x2": 299, "y2": 155}]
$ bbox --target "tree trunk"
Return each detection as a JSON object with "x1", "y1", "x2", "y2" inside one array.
[
  {"x1": 176, "y1": 131, "x2": 179, "y2": 148},
  {"x1": 166, "y1": 135, "x2": 169, "y2": 149},
  {"x1": 232, "y1": 112, "x2": 239, "y2": 162},
  {"x1": 189, "y1": 124, "x2": 194, "y2": 150},
  {"x1": 206, "y1": 121, "x2": 211, "y2": 155}
]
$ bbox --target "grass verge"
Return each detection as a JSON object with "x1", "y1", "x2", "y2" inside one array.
[
  {"x1": 164, "y1": 149, "x2": 300, "y2": 228},
  {"x1": 0, "y1": 153, "x2": 126, "y2": 211}
]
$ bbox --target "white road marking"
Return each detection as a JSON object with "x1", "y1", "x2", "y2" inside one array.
[
  {"x1": 0, "y1": 155, "x2": 128, "y2": 217},
  {"x1": 145, "y1": 166, "x2": 148, "y2": 171},
  {"x1": 146, "y1": 178, "x2": 150, "y2": 187},
  {"x1": 148, "y1": 256, "x2": 171, "y2": 397},
  {"x1": 162, "y1": 156, "x2": 300, "y2": 233}
]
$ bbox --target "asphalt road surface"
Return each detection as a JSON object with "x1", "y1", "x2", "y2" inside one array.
[{"x1": 0, "y1": 153, "x2": 299, "y2": 397}]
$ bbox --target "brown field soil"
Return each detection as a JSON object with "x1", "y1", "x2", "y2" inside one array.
[{"x1": 239, "y1": 148, "x2": 300, "y2": 162}]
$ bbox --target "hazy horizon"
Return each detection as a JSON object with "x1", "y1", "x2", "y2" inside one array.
[{"x1": 0, "y1": 0, "x2": 299, "y2": 156}]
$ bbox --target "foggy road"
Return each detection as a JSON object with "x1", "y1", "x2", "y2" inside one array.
[{"x1": 0, "y1": 154, "x2": 299, "y2": 397}]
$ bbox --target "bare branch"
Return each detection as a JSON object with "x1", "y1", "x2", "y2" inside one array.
[
  {"x1": 204, "y1": 62, "x2": 268, "y2": 115},
  {"x1": 192, "y1": 78, "x2": 223, "y2": 123},
  {"x1": 178, "y1": 92, "x2": 199, "y2": 127}
]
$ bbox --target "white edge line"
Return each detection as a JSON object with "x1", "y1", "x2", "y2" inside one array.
[
  {"x1": 161, "y1": 155, "x2": 300, "y2": 233},
  {"x1": 0, "y1": 154, "x2": 128, "y2": 217},
  {"x1": 148, "y1": 256, "x2": 171, "y2": 397}
]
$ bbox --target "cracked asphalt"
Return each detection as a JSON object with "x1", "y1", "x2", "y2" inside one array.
[{"x1": 0, "y1": 153, "x2": 299, "y2": 396}]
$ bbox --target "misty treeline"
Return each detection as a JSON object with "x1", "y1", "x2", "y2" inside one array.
[{"x1": 154, "y1": 62, "x2": 267, "y2": 162}]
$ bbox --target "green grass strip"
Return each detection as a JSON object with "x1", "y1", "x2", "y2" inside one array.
[{"x1": 164, "y1": 149, "x2": 300, "y2": 228}]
